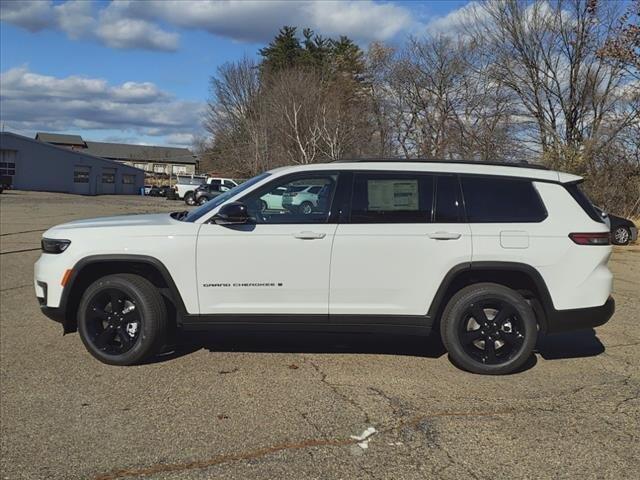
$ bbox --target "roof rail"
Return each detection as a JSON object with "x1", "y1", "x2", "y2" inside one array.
[{"x1": 332, "y1": 158, "x2": 549, "y2": 171}]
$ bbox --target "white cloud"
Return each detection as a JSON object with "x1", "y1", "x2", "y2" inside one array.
[
  {"x1": 0, "y1": 0, "x2": 53, "y2": 32},
  {"x1": 1, "y1": 0, "x2": 418, "y2": 50},
  {"x1": 124, "y1": 0, "x2": 416, "y2": 43},
  {"x1": 0, "y1": 0, "x2": 179, "y2": 51},
  {"x1": 425, "y1": 1, "x2": 486, "y2": 36},
  {"x1": 0, "y1": 67, "x2": 203, "y2": 144}
]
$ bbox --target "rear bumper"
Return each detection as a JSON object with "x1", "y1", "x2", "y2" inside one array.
[
  {"x1": 545, "y1": 296, "x2": 615, "y2": 334},
  {"x1": 630, "y1": 226, "x2": 638, "y2": 242}
]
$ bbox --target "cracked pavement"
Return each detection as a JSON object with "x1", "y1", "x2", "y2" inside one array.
[{"x1": 1, "y1": 191, "x2": 638, "y2": 479}]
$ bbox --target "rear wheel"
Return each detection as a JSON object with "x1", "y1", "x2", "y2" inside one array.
[
  {"x1": 612, "y1": 226, "x2": 630, "y2": 245},
  {"x1": 77, "y1": 274, "x2": 167, "y2": 366},
  {"x1": 197, "y1": 196, "x2": 208, "y2": 205},
  {"x1": 440, "y1": 283, "x2": 537, "y2": 375}
]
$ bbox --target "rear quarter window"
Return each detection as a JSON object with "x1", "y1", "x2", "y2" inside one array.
[{"x1": 461, "y1": 176, "x2": 547, "y2": 223}]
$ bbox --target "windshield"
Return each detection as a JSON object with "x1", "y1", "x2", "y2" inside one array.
[{"x1": 182, "y1": 172, "x2": 271, "y2": 222}]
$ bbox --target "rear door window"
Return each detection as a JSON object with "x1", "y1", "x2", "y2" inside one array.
[
  {"x1": 350, "y1": 172, "x2": 434, "y2": 223},
  {"x1": 434, "y1": 175, "x2": 463, "y2": 223},
  {"x1": 461, "y1": 176, "x2": 547, "y2": 223}
]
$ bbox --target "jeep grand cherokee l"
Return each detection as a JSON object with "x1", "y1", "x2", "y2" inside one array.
[{"x1": 34, "y1": 160, "x2": 614, "y2": 375}]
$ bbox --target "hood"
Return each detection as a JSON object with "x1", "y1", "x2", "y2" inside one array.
[{"x1": 45, "y1": 213, "x2": 178, "y2": 233}]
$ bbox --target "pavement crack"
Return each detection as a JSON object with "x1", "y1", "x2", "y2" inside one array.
[
  {"x1": 94, "y1": 436, "x2": 361, "y2": 480},
  {"x1": 304, "y1": 357, "x2": 372, "y2": 424},
  {"x1": 0, "y1": 284, "x2": 32, "y2": 292}
]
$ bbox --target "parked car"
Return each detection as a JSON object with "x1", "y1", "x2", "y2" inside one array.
[
  {"x1": 176, "y1": 175, "x2": 238, "y2": 205},
  {"x1": 594, "y1": 207, "x2": 638, "y2": 245},
  {"x1": 35, "y1": 160, "x2": 615, "y2": 375},
  {"x1": 143, "y1": 185, "x2": 152, "y2": 195},
  {"x1": 282, "y1": 185, "x2": 323, "y2": 214},
  {"x1": 193, "y1": 184, "x2": 224, "y2": 206},
  {"x1": 148, "y1": 185, "x2": 172, "y2": 197},
  {"x1": 258, "y1": 186, "x2": 288, "y2": 211}
]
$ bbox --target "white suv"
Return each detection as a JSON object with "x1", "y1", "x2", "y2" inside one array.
[{"x1": 34, "y1": 161, "x2": 614, "y2": 374}]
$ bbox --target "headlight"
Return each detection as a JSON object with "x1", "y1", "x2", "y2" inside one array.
[{"x1": 41, "y1": 238, "x2": 71, "y2": 254}]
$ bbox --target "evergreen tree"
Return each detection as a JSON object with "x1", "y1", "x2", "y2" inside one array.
[{"x1": 259, "y1": 26, "x2": 302, "y2": 72}]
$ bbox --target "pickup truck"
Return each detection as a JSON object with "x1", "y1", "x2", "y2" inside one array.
[{"x1": 175, "y1": 176, "x2": 238, "y2": 205}]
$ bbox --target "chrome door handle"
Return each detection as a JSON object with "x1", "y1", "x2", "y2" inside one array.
[
  {"x1": 294, "y1": 231, "x2": 326, "y2": 240},
  {"x1": 428, "y1": 231, "x2": 462, "y2": 240}
]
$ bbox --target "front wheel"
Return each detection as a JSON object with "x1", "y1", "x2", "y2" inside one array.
[
  {"x1": 440, "y1": 283, "x2": 537, "y2": 375},
  {"x1": 77, "y1": 274, "x2": 167, "y2": 366},
  {"x1": 184, "y1": 192, "x2": 195, "y2": 206},
  {"x1": 612, "y1": 226, "x2": 630, "y2": 245},
  {"x1": 299, "y1": 201, "x2": 313, "y2": 215},
  {"x1": 197, "y1": 196, "x2": 208, "y2": 205}
]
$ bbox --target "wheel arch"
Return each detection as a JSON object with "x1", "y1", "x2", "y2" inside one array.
[
  {"x1": 60, "y1": 255, "x2": 187, "y2": 334},
  {"x1": 427, "y1": 262, "x2": 554, "y2": 333}
]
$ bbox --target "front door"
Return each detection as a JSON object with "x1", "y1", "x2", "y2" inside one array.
[
  {"x1": 329, "y1": 172, "x2": 472, "y2": 319},
  {"x1": 196, "y1": 172, "x2": 339, "y2": 317}
]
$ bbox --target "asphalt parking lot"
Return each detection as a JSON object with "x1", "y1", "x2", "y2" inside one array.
[{"x1": 1, "y1": 190, "x2": 638, "y2": 480}]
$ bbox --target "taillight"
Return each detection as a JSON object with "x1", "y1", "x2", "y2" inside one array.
[{"x1": 569, "y1": 232, "x2": 610, "y2": 245}]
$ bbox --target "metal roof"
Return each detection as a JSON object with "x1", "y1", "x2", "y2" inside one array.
[
  {"x1": 34, "y1": 132, "x2": 195, "y2": 164},
  {"x1": 84, "y1": 141, "x2": 195, "y2": 164},
  {"x1": 35, "y1": 132, "x2": 86, "y2": 146}
]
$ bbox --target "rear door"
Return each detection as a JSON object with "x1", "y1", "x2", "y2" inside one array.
[{"x1": 329, "y1": 172, "x2": 472, "y2": 319}]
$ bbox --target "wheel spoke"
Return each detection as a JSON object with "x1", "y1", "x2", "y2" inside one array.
[
  {"x1": 91, "y1": 306, "x2": 109, "y2": 321},
  {"x1": 109, "y1": 291, "x2": 125, "y2": 312},
  {"x1": 94, "y1": 326, "x2": 116, "y2": 349},
  {"x1": 471, "y1": 305, "x2": 488, "y2": 325},
  {"x1": 461, "y1": 329, "x2": 483, "y2": 345},
  {"x1": 484, "y1": 339, "x2": 497, "y2": 362},
  {"x1": 502, "y1": 330, "x2": 524, "y2": 348},
  {"x1": 493, "y1": 305, "x2": 515, "y2": 327},
  {"x1": 116, "y1": 328, "x2": 133, "y2": 349}
]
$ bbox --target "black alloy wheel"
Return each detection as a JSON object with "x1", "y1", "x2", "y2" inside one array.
[
  {"x1": 441, "y1": 283, "x2": 537, "y2": 375},
  {"x1": 84, "y1": 288, "x2": 141, "y2": 355},
  {"x1": 78, "y1": 274, "x2": 167, "y2": 365},
  {"x1": 458, "y1": 301, "x2": 525, "y2": 365}
]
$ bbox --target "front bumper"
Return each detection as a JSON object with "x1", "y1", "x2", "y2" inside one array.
[{"x1": 545, "y1": 296, "x2": 615, "y2": 334}]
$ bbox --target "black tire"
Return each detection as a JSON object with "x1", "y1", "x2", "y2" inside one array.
[
  {"x1": 612, "y1": 226, "x2": 630, "y2": 245},
  {"x1": 259, "y1": 199, "x2": 268, "y2": 212},
  {"x1": 440, "y1": 283, "x2": 537, "y2": 375},
  {"x1": 77, "y1": 274, "x2": 167, "y2": 366},
  {"x1": 300, "y1": 201, "x2": 313, "y2": 215},
  {"x1": 197, "y1": 196, "x2": 208, "y2": 205},
  {"x1": 184, "y1": 191, "x2": 195, "y2": 206}
]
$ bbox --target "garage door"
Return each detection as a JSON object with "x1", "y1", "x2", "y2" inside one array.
[
  {"x1": 72, "y1": 166, "x2": 92, "y2": 195},
  {"x1": 100, "y1": 168, "x2": 116, "y2": 194}
]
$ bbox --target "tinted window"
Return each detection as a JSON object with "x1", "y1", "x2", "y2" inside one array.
[
  {"x1": 461, "y1": 176, "x2": 547, "y2": 223},
  {"x1": 434, "y1": 175, "x2": 462, "y2": 223},
  {"x1": 564, "y1": 182, "x2": 605, "y2": 224},
  {"x1": 350, "y1": 173, "x2": 434, "y2": 223}
]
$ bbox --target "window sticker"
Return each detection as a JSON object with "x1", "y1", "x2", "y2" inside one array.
[{"x1": 367, "y1": 180, "x2": 419, "y2": 211}]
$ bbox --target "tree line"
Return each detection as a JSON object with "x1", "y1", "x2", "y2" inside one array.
[{"x1": 199, "y1": 0, "x2": 639, "y2": 217}]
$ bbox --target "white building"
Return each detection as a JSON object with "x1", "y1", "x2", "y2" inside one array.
[{"x1": 0, "y1": 132, "x2": 144, "y2": 195}]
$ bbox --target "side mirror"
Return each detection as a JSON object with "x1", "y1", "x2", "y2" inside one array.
[{"x1": 212, "y1": 202, "x2": 249, "y2": 225}]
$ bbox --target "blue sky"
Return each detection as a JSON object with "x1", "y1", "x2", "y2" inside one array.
[{"x1": 0, "y1": 0, "x2": 470, "y2": 147}]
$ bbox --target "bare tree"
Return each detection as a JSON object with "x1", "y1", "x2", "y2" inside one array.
[{"x1": 469, "y1": 0, "x2": 638, "y2": 166}]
